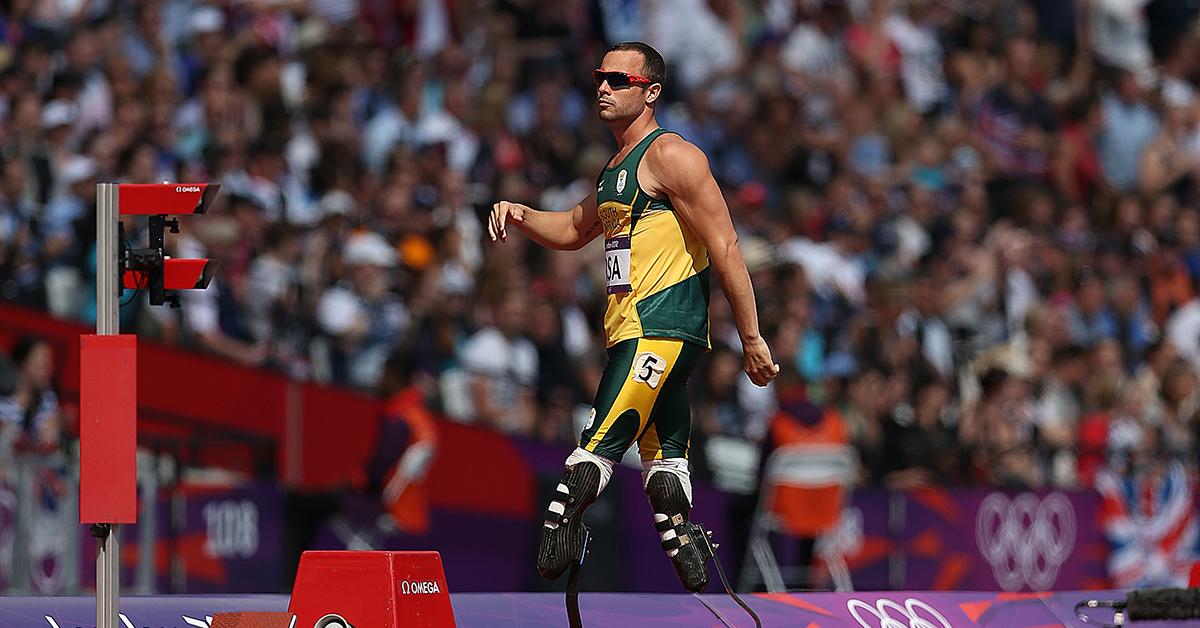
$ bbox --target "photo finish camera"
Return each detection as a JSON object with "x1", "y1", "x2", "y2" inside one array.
[{"x1": 109, "y1": 183, "x2": 221, "y2": 307}]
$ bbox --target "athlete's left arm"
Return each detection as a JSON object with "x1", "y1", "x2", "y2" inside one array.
[{"x1": 649, "y1": 138, "x2": 779, "y2": 387}]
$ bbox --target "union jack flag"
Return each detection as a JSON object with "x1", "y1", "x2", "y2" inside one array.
[{"x1": 1096, "y1": 461, "x2": 1200, "y2": 588}]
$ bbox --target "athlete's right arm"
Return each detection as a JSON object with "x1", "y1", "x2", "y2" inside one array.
[{"x1": 488, "y1": 192, "x2": 603, "y2": 251}]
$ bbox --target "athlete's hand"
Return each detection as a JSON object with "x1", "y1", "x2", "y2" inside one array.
[
  {"x1": 488, "y1": 201, "x2": 527, "y2": 242},
  {"x1": 742, "y1": 335, "x2": 780, "y2": 386}
]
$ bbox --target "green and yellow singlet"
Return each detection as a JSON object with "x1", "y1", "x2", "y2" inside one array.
[{"x1": 595, "y1": 128, "x2": 711, "y2": 350}]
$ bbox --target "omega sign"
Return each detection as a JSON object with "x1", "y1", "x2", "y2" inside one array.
[
  {"x1": 176, "y1": 186, "x2": 202, "y2": 192},
  {"x1": 401, "y1": 580, "x2": 442, "y2": 595}
]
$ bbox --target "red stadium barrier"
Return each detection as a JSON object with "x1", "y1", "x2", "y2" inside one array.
[{"x1": 287, "y1": 551, "x2": 456, "y2": 627}]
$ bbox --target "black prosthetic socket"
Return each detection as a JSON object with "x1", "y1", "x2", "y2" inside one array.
[
  {"x1": 537, "y1": 462, "x2": 601, "y2": 580},
  {"x1": 646, "y1": 471, "x2": 711, "y2": 592}
]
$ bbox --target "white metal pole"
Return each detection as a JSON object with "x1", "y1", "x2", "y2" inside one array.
[
  {"x1": 96, "y1": 182, "x2": 119, "y2": 336},
  {"x1": 135, "y1": 454, "x2": 155, "y2": 593},
  {"x1": 94, "y1": 182, "x2": 121, "y2": 628}
]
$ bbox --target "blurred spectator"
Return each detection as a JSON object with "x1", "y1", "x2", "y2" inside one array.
[
  {"x1": 42, "y1": 155, "x2": 95, "y2": 320},
  {"x1": 245, "y1": 222, "x2": 309, "y2": 378},
  {"x1": 745, "y1": 365, "x2": 850, "y2": 589},
  {"x1": 362, "y1": 62, "x2": 424, "y2": 176},
  {"x1": 176, "y1": 197, "x2": 270, "y2": 368},
  {"x1": 1066, "y1": 266, "x2": 1117, "y2": 347},
  {"x1": 316, "y1": 231, "x2": 408, "y2": 389},
  {"x1": 878, "y1": 375, "x2": 961, "y2": 488},
  {"x1": 366, "y1": 348, "x2": 438, "y2": 536},
  {"x1": 694, "y1": 343, "x2": 757, "y2": 441},
  {"x1": 646, "y1": 0, "x2": 741, "y2": 91},
  {"x1": 897, "y1": 271, "x2": 954, "y2": 378},
  {"x1": 1138, "y1": 86, "x2": 1198, "y2": 202},
  {"x1": 1166, "y1": 294, "x2": 1200, "y2": 373},
  {"x1": 781, "y1": 1, "x2": 850, "y2": 85},
  {"x1": 974, "y1": 36, "x2": 1058, "y2": 208},
  {"x1": 458, "y1": 291, "x2": 537, "y2": 434},
  {"x1": 887, "y1": 0, "x2": 949, "y2": 115},
  {"x1": 1158, "y1": 359, "x2": 1199, "y2": 460},
  {"x1": 1099, "y1": 70, "x2": 1159, "y2": 192},
  {"x1": 528, "y1": 292, "x2": 587, "y2": 443},
  {"x1": 1036, "y1": 344, "x2": 1087, "y2": 448},
  {"x1": 0, "y1": 155, "x2": 46, "y2": 307},
  {"x1": 1090, "y1": 0, "x2": 1153, "y2": 79},
  {"x1": 960, "y1": 366, "x2": 1041, "y2": 488},
  {"x1": 0, "y1": 337, "x2": 62, "y2": 460}
]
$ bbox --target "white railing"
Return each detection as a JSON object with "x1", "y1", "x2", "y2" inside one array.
[{"x1": 0, "y1": 450, "x2": 158, "y2": 595}]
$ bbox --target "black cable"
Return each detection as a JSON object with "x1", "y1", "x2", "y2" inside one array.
[
  {"x1": 119, "y1": 269, "x2": 147, "y2": 307},
  {"x1": 1074, "y1": 588, "x2": 1200, "y2": 627},
  {"x1": 118, "y1": 238, "x2": 147, "y2": 307},
  {"x1": 1074, "y1": 599, "x2": 1123, "y2": 627}
]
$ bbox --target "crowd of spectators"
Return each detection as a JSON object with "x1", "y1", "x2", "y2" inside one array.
[{"x1": 3, "y1": 0, "x2": 1200, "y2": 497}]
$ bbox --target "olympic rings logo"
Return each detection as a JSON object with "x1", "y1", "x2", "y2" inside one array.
[
  {"x1": 975, "y1": 492, "x2": 1076, "y2": 591},
  {"x1": 847, "y1": 597, "x2": 952, "y2": 628}
]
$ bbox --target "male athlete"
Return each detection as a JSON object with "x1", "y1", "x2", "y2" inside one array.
[{"x1": 488, "y1": 42, "x2": 778, "y2": 592}]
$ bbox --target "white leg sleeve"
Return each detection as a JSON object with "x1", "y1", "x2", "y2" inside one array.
[
  {"x1": 565, "y1": 447, "x2": 615, "y2": 495},
  {"x1": 642, "y1": 457, "x2": 692, "y2": 505}
]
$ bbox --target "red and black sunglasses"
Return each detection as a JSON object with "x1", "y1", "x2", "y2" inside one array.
[{"x1": 593, "y1": 69, "x2": 653, "y2": 89}]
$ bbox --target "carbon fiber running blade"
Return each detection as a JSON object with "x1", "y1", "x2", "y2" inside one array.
[
  {"x1": 694, "y1": 593, "x2": 736, "y2": 628},
  {"x1": 566, "y1": 526, "x2": 591, "y2": 628}
]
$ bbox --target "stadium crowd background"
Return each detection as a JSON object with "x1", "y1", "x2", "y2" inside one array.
[{"x1": 2, "y1": 0, "x2": 1200, "y2": 503}]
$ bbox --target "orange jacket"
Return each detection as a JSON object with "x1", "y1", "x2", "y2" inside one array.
[{"x1": 764, "y1": 393, "x2": 849, "y2": 537}]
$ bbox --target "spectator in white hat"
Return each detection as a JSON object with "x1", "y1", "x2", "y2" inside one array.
[
  {"x1": 176, "y1": 5, "x2": 228, "y2": 96},
  {"x1": 298, "y1": 189, "x2": 357, "y2": 310},
  {"x1": 40, "y1": 100, "x2": 81, "y2": 200},
  {"x1": 316, "y1": 232, "x2": 409, "y2": 389}
]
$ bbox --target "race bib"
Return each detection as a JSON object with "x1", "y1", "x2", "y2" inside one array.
[
  {"x1": 631, "y1": 351, "x2": 666, "y2": 389},
  {"x1": 605, "y1": 236, "x2": 632, "y2": 294}
]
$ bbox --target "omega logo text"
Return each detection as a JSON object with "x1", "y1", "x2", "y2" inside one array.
[{"x1": 401, "y1": 580, "x2": 441, "y2": 595}]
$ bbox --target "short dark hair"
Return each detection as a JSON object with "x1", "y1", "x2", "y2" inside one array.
[
  {"x1": 9, "y1": 336, "x2": 46, "y2": 369},
  {"x1": 380, "y1": 347, "x2": 420, "y2": 395},
  {"x1": 1051, "y1": 344, "x2": 1087, "y2": 366},
  {"x1": 263, "y1": 222, "x2": 297, "y2": 251},
  {"x1": 607, "y1": 41, "x2": 666, "y2": 86}
]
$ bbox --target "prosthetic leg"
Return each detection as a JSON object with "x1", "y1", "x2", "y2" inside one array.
[
  {"x1": 647, "y1": 470, "x2": 709, "y2": 591},
  {"x1": 647, "y1": 469, "x2": 762, "y2": 628},
  {"x1": 537, "y1": 461, "x2": 601, "y2": 580},
  {"x1": 539, "y1": 454, "x2": 608, "y2": 628}
]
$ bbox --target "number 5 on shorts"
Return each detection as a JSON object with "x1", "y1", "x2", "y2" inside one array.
[{"x1": 632, "y1": 351, "x2": 666, "y2": 389}]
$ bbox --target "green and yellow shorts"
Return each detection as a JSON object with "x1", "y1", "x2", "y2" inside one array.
[{"x1": 579, "y1": 337, "x2": 704, "y2": 462}]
